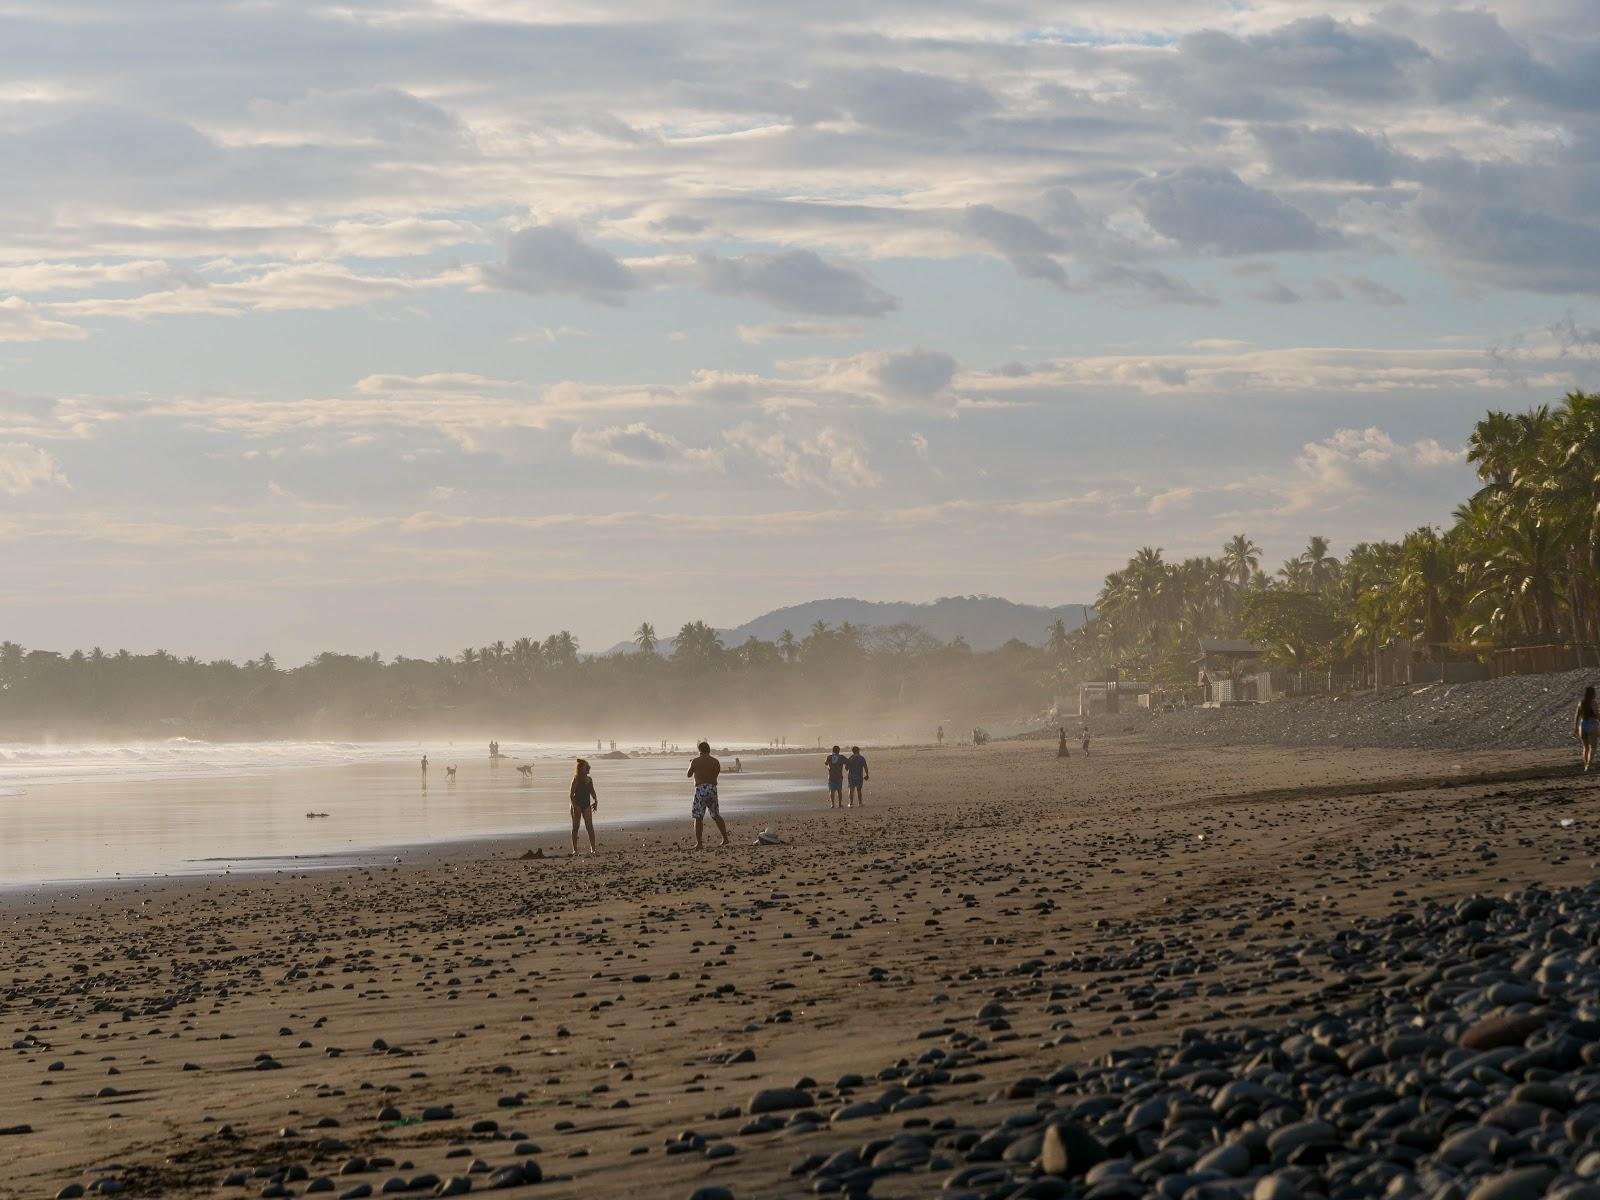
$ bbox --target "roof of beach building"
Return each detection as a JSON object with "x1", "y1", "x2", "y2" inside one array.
[{"x1": 1196, "y1": 638, "x2": 1267, "y2": 658}]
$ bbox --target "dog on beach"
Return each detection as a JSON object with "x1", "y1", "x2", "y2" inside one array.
[
  {"x1": 516, "y1": 764, "x2": 534, "y2": 779},
  {"x1": 445, "y1": 765, "x2": 457, "y2": 782}
]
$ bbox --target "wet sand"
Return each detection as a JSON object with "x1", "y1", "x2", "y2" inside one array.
[{"x1": 1, "y1": 738, "x2": 1596, "y2": 1199}]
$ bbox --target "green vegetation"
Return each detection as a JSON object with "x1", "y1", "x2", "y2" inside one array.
[
  {"x1": 1070, "y1": 392, "x2": 1600, "y2": 688},
  {"x1": 0, "y1": 621, "x2": 1060, "y2": 740}
]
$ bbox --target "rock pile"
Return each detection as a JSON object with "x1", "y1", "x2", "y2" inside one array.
[
  {"x1": 1135, "y1": 668, "x2": 1599, "y2": 753},
  {"x1": 765, "y1": 881, "x2": 1600, "y2": 1200}
]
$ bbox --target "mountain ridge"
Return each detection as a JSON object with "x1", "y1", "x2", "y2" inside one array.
[{"x1": 604, "y1": 595, "x2": 1092, "y2": 656}]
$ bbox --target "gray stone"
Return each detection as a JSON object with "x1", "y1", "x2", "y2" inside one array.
[{"x1": 748, "y1": 1087, "x2": 815, "y2": 1115}]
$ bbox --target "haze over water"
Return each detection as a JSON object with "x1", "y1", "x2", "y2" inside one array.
[{"x1": 0, "y1": 740, "x2": 808, "y2": 887}]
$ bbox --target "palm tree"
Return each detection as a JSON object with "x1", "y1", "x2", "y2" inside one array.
[
  {"x1": 1278, "y1": 557, "x2": 1310, "y2": 589},
  {"x1": 1300, "y1": 536, "x2": 1340, "y2": 593},
  {"x1": 1222, "y1": 535, "x2": 1262, "y2": 588},
  {"x1": 672, "y1": 621, "x2": 723, "y2": 668},
  {"x1": 633, "y1": 622, "x2": 659, "y2": 655},
  {"x1": 542, "y1": 631, "x2": 579, "y2": 667},
  {"x1": 511, "y1": 636, "x2": 539, "y2": 676},
  {"x1": 1046, "y1": 618, "x2": 1070, "y2": 658},
  {"x1": 1466, "y1": 410, "x2": 1521, "y2": 493},
  {"x1": 1398, "y1": 527, "x2": 1456, "y2": 656},
  {"x1": 776, "y1": 629, "x2": 798, "y2": 663},
  {"x1": 1472, "y1": 513, "x2": 1567, "y2": 640}
]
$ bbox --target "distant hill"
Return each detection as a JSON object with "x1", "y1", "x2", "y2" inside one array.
[{"x1": 605, "y1": 596, "x2": 1092, "y2": 656}]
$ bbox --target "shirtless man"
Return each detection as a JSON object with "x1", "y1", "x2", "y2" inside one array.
[
  {"x1": 825, "y1": 744, "x2": 847, "y2": 808},
  {"x1": 845, "y1": 745, "x2": 869, "y2": 807},
  {"x1": 687, "y1": 741, "x2": 730, "y2": 849}
]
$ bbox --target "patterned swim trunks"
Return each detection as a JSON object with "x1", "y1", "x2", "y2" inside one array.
[{"x1": 691, "y1": 783, "x2": 719, "y2": 819}]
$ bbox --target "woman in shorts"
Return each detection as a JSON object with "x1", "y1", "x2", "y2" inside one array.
[
  {"x1": 570, "y1": 758, "x2": 599, "y2": 855},
  {"x1": 1575, "y1": 687, "x2": 1599, "y2": 773}
]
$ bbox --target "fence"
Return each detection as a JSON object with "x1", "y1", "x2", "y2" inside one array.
[{"x1": 1492, "y1": 644, "x2": 1600, "y2": 678}]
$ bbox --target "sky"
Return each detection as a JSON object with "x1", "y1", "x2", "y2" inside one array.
[{"x1": 3, "y1": 0, "x2": 1599, "y2": 662}]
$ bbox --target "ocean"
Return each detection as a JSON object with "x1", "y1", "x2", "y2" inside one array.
[{"x1": 0, "y1": 738, "x2": 810, "y2": 887}]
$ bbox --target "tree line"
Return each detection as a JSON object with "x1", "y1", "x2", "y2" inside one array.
[
  {"x1": 1067, "y1": 391, "x2": 1600, "y2": 688},
  {"x1": 0, "y1": 619, "x2": 1060, "y2": 740}
]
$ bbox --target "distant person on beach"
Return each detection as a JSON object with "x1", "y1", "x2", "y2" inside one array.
[
  {"x1": 1080, "y1": 726, "x2": 1091, "y2": 756},
  {"x1": 936, "y1": 725, "x2": 945, "y2": 747},
  {"x1": 569, "y1": 759, "x2": 598, "y2": 856},
  {"x1": 420, "y1": 754, "x2": 428, "y2": 775},
  {"x1": 825, "y1": 744, "x2": 847, "y2": 808},
  {"x1": 1058, "y1": 727, "x2": 1070, "y2": 758},
  {"x1": 1576, "y1": 687, "x2": 1599, "y2": 773},
  {"x1": 687, "y1": 741, "x2": 729, "y2": 848},
  {"x1": 846, "y1": 746, "x2": 868, "y2": 806},
  {"x1": 732, "y1": 756, "x2": 743, "y2": 773}
]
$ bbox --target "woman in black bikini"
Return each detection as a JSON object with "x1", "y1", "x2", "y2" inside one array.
[
  {"x1": 570, "y1": 759, "x2": 599, "y2": 855},
  {"x1": 1575, "y1": 687, "x2": 1599, "y2": 774}
]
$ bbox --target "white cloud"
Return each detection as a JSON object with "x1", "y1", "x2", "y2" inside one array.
[
  {"x1": 1295, "y1": 427, "x2": 1464, "y2": 492},
  {"x1": 736, "y1": 320, "x2": 862, "y2": 344},
  {"x1": 723, "y1": 423, "x2": 879, "y2": 493},
  {"x1": 46, "y1": 263, "x2": 462, "y2": 319},
  {"x1": 814, "y1": 347, "x2": 961, "y2": 410},
  {"x1": 0, "y1": 442, "x2": 69, "y2": 495},
  {"x1": 1146, "y1": 486, "x2": 1198, "y2": 515},
  {"x1": 0, "y1": 297, "x2": 87, "y2": 342},
  {"x1": 570, "y1": 422, "x2": 722, "y2": 470},
  {"x1": 512, "y1": 323, "x2": 589, "y2": 344},
  {"x1": 0, "y1": 260, "x2": 179, "y2": 294}
]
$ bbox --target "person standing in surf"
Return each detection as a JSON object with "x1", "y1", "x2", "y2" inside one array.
[{"x1": 569, "y1": 759, "x2": 599, "y2": 855}]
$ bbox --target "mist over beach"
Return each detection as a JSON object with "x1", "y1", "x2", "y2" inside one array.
[{"x1": 5, "y1": 2, "x2": 1600, "y2": 1199}]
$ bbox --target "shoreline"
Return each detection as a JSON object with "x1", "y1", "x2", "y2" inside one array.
[{"x1": 0, "y1": 752, "x2": 822, "y2": 897}]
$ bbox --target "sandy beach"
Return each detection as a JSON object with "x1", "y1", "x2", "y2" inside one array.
[{"x1": 2, "y1": 738, "x2": 1597, "y2": 1200}]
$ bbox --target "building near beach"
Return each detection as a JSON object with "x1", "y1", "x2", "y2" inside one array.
[{"x1": 1195, "y1": 638, "x2": 1272, "y2": 704}]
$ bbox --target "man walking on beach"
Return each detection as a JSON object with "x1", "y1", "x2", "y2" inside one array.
[
  {"x1": 825, "y1": 744, "x2": 847, "y2": 808},
  {"x1": 687, "y1": 741, "x2": 730, "y2": 849},
  {"x1": 846, "y1": 745, "x2": 868, "y2": 807}
]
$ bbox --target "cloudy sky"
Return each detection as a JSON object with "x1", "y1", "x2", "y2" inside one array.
[{"x1": 3, "y1": 0, "x2": 1599, "y2": 660}]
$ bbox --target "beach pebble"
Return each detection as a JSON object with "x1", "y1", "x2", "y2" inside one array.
[{"x1": 748, "y1": 1087, "x2": 814, "y2": 1115}]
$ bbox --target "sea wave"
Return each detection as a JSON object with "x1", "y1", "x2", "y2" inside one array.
[
  {"x1": 0, "y1": 738, "x2": 704, "y2": 787},
  {"x1": 0, "y1": 739, "x2": 415, "y2": 786}
]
